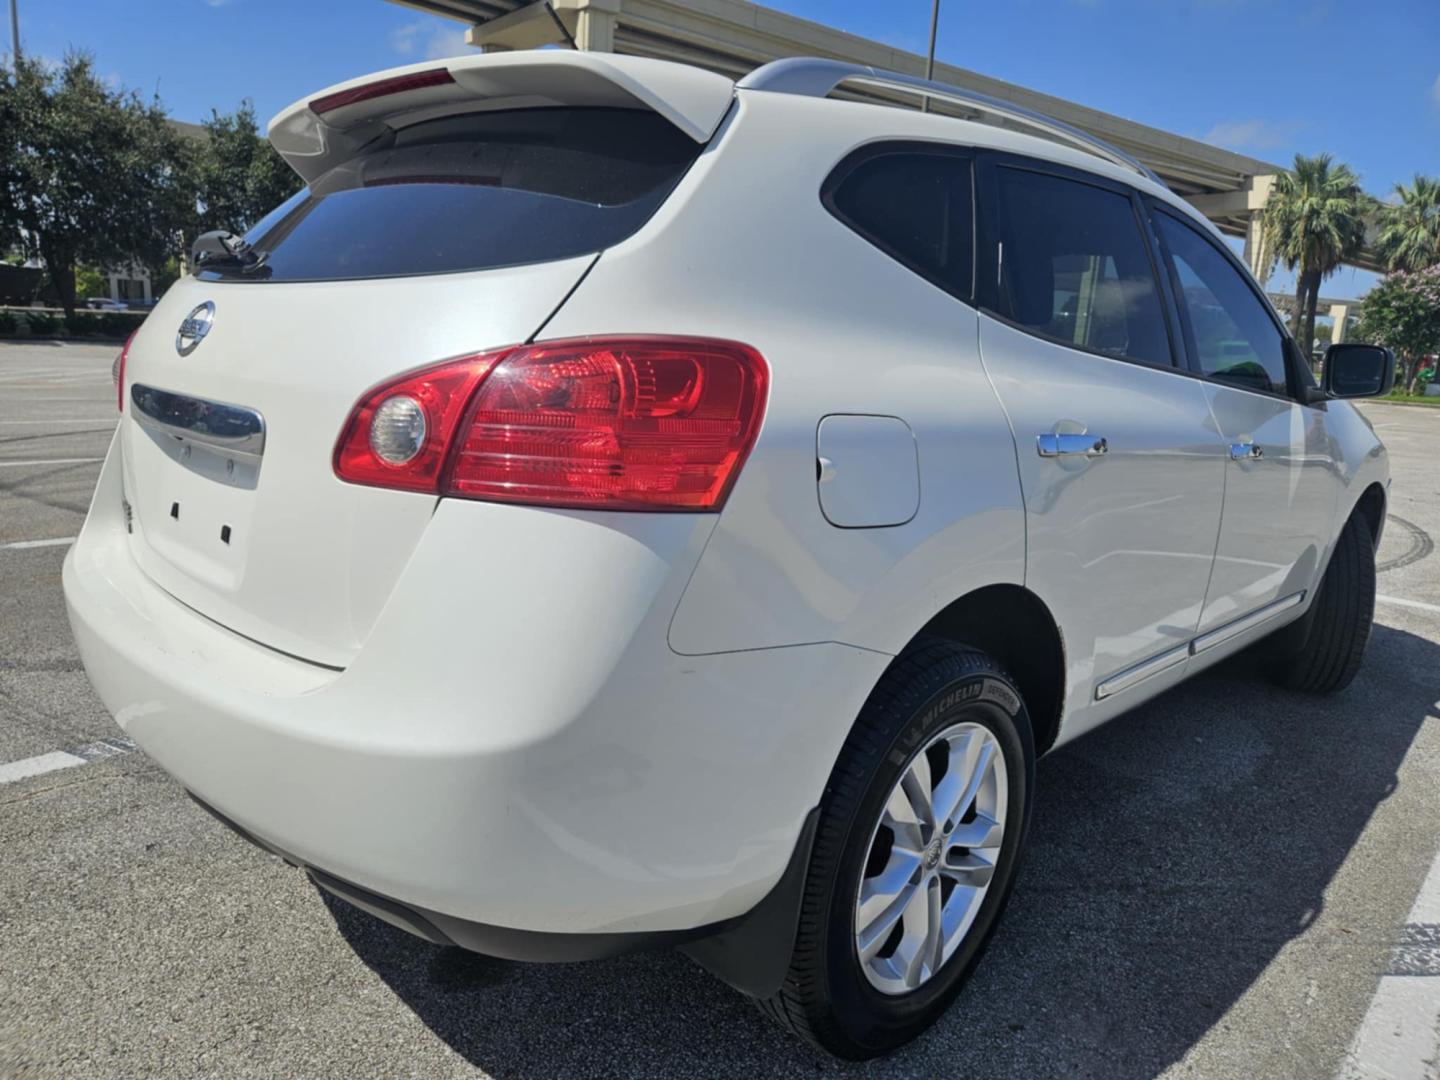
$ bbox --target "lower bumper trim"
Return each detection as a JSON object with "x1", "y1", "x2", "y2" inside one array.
[
  {"x1": 189, "y1": 791, "x2": 716, "y2": 963},
  {"x1": 190, "y1": 791, "x2": 820, "y2": 994}
]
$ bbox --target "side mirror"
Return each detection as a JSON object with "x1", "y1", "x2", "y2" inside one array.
[{"x1": 1322, "y1": 343, "x2": 1395, "y2": 399}]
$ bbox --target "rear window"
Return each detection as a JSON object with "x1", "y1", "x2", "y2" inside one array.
[{"x1": 198, "y1": 108, "x2": 701, "y2": 283}]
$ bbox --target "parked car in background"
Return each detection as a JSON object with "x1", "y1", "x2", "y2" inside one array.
[
  {"x1": 85, "y1": 298, "x2": 128, "y2": 311},
  {"x1": 63, "y1": 51, "x2": 1394, "y2": 1058}
]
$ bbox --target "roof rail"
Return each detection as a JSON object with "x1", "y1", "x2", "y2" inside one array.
[{"x1": 737, "y1": 57, "x2": 1165, "y2": 188}]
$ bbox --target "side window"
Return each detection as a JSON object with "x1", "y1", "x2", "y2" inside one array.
[
  {"x1": 825, "y1": 147, "x2": 973, "y2": 300},
  {"x1": 991, "y1": 166, "x2": 1172, "y2": 367},
  {"x1": 1154, "y1": 212, "x2": 1289, "y2": 396}
]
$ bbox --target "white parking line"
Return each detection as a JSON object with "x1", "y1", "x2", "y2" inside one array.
[
  {"x1": 0, "y1": 737, "x2": 136, "y2": 786},
  {"x1": 1377, "y1": 595, "x2": 1440, "y2": 616},
  {"x1": 0, "y1": 751, "x2": 88, "y2": 784},
  {"x1": 0, "y1": 375, "x2": 110, "y2": 385},
  {"x1": 0, "y1": 457, "x2": 105, "y2": 468},
  {"x1": 1338, "y1": 849, "x2": 1440, "y2": 1079},
  {"x1": 0, "y1": 537, "x2": 77, "y2": 551}
]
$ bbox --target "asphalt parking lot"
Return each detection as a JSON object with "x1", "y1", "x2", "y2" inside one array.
[{"x1": 1, "y1": 340, "x2": 1438, "y2": 1079}]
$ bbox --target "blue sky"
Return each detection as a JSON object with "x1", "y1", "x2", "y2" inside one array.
[{"x1": 12, "y1": 0, "x2": 1438, "y2": 297}]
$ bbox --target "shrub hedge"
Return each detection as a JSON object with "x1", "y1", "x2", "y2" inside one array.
[
  {"x1": 24, "y1": 311, "x2": 59, "y2": 336},
  {"x1": 0, "y1": 307, "x2": 146, "y2": 339}
]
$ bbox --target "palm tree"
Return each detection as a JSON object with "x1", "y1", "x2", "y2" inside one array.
[
  {"x1": 1263, "y1": 153, "x2": 1367, "y2": 356},
  {"x1": 1376, "y1": 174, "x2": 1440, "y2": 272}
]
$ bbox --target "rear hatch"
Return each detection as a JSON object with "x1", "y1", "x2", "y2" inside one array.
[{"x1": 117, "y1": 55, "x2": 732, "y2": 668}]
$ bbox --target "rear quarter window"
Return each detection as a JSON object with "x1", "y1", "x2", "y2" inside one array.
[
  {"x1": 822, "y1": 144, "x2": 974, "y2": 301},
  {"x1": 199, "y1": 108, "x2": 702, "y2": 283}
]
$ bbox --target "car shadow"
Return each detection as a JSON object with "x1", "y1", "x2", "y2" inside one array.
[{"x1": 321, "y1": 623, "x2": 1437, "y2": 1078}]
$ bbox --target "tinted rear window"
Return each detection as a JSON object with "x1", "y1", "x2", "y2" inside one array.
[
  {"x1": 824, "y1": 145, "x2": 974, "y2": 300},
  {"x1": 199, "y1": 108, "x2": 701, "y2": 283}
]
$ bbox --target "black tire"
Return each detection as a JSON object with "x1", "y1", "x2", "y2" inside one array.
[
  {"x1": 759, "y1": 639, "x2": 1034, "y2": 1059},
  {"x1": 1272, "y1": 511, "x2": 1376, "y2": 693}
]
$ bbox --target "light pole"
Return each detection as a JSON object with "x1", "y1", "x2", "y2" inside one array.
[
  {"x1": 9, "y1": 0, "x2": 19, "y2": 64},
  {"x1": 921, "y1": 0, "x2": 940, "y2": 113}
]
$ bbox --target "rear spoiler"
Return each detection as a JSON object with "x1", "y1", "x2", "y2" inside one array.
[{"x1": 268, "y1": 51, "x2": 736, "y2": 184}]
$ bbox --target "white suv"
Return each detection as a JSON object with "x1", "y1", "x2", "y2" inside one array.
[{"x1": 64, "y1": 52, "x2": 1394, "y2": 1058}]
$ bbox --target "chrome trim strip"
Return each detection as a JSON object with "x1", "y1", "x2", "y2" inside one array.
[
  {"x1": 129, "y1": 383, "x2": 266, "y2": 460},
  {"x1": 1094, "y1": 642, "x2": 1189, "y2": 701},
  {"x1": 737, "y1": 57, "x2": 1165, "y2": 188},
  {"x1": 1094, "y1": 590, "x2": 1309, "y2": 700},
  {"x1": 1190, "y1": 591, "x2": 1306, "y2": 656}
]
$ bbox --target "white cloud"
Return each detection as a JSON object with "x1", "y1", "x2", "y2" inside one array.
[
  {"x1": 390, "y1": 19, "x2": 472, "y2": 61},
  {"x1": 391, "y1": 23, "x2": 419, "y2": 55},
  {"x1": 1200, "y1": 119, "x2": 1300, "y2": 153},
  {"x1": 1431, "y1": 73, "x2": 1440, "y2": 111}
]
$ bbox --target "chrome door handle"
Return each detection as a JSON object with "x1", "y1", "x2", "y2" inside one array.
[
  {"x1": 1037, "y1": 433, "x2": 1108, "y2": 457},
  {"x1": 1229, "y1": 441, "x2": 1263, "y2": 461}
]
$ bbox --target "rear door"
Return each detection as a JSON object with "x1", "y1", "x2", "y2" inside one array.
[
  {"x1": 1148, "y1": 207, "x2": 1339, "y2": 644},
  {"x1": 975, "y1": 155, "x2": 1227, "y2": 725},
  {"x1": 119, "y1": 105, "x2": 706, "y2": 667}
]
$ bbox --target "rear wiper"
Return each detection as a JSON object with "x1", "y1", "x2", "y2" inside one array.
[{"x1": 190, "y1": 230, "x2": 269, "y2": 274}]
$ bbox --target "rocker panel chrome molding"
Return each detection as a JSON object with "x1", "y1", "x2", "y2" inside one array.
[
  {"x1": 1190, "y1": 591, "x2": 1306, "y2": 656},
  {"x1": 1094, "y1": 643, "x2": 1189, "y2": 700},
  {"x1": 1094, "y1": 590, "x2": 1307, "y2": 700}
]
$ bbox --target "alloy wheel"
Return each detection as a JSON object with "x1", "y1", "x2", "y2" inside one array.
[{"x1": 853, "y1": 721, "x2": 1008, "y2": 995}]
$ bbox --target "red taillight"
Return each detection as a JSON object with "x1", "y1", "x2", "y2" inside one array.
[
  {"x1": 333, "y1": 337, "x2": 769, "y2": 512},
  {"x1": 310, "y1": 68, "x2": 455, "y2": 116},
  {"x1": 113, "y1": 331, "x2": 136, "y2": 412}
]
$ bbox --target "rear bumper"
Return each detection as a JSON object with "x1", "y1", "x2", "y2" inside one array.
[
  {"x1": 190, "y1": 792, "x2": 714, "y2": 961},
  {"x1": 64, "y1": 434, "x2": 888, "y2": 937},
  {"x1": 196, "y1": 789, "x2": 823, "y2": 997}
]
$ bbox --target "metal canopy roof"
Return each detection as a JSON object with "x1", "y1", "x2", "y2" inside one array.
[
  {"x1": 386, "y1": 0, "x2": 1384, "y2": 271},
  {"x1": 393, "y1": 0, "x2": 1278, "y2": 195}
]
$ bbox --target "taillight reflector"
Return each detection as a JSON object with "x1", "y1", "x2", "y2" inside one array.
[
  {"x1": 334, "y1": 337, "x2": 768, "y2": 512},
  {"x1": 333, "y1": 352, "x2": 504, "y2": 493},
  {"x1": 310, "y1": 68, "x2": 455, "y2": 116},
  {"x1": 113, "y1": 330, "x2": 136, "y2": 413}
]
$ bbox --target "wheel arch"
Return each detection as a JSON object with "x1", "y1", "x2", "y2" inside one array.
[
  {"x1": 687, "y1": 585, "x2": 1064, "y2": 1001},
  {"x1": 1352, "y1": 481, "x2": 1387, "y2": 550},
  {"x1": 905, "y1": 584, "x2": 1066, "y2": 755}
]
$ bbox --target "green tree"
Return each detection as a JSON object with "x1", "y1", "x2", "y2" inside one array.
[
  {"x1": 0, "y1": 54, "x2": 189, "y2": 318},
  {"x1": 1354, "y1": 266, "x2": 1440, "y2": 393},
  {"x1": 1263, "y1": 153, "x2": 1367, "y2": 357},
  {"x1": 1376, "y1": 174, "x2": 1440, "y2": 273},
  {"x1": 75, "y1": 265, "x2": 106, "y2": 302},
  {"x1": 150, "y1": 255, "x2": 183, "y2": 299},
  {"x1": 189, "y1": 101, "x2": 298, "y2": 238}
]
